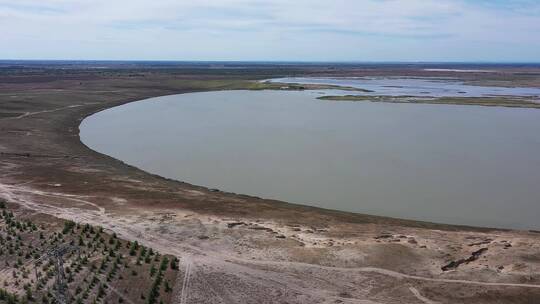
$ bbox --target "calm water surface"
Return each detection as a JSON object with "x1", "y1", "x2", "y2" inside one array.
[
  {"x1": 272, "y1": 77, "x2": 540, "y2": 98},
  {"x1": 81, "y1": 89, "x2": 540, "y2": 229}
]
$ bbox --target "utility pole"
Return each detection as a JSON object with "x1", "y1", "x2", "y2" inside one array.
[{"x1": 34, "y1": 244, "x2": 80, "y2": 304}]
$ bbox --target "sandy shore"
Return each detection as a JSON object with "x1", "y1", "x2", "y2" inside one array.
[{"x1": 1, "y1": 64, "x2": 540, "y2": 303}]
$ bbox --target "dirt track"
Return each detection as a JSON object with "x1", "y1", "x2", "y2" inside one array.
[{"x1": 2, "y1": 63, "x2": 540, "y2": 303}]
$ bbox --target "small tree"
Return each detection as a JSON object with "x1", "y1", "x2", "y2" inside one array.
[
  {"x1": 160, "y1": 257, "x2": 168, "y2": 272},
  {"x1": 164, "y1": 281, "x2": 172, "y2": 293},
  {"x1": 97, "y1": 284, "x2": 106, "y2": 298},
  {"x1": 129, "y1": 243, "x2": 137, "y2": 256},
  {"x1": 25, "y1": 287, "x2": 33, "y2": 301},
  {"x1": 62, "y1": 221, "x2": 75, "y2": 234},
  {"x1": 170, "y1": 257, "x2": 179, "y2": 270}
]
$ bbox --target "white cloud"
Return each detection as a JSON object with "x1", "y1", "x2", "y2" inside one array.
[{"x1": 1, "y1": 0, "x2": 539, "y2": 61}]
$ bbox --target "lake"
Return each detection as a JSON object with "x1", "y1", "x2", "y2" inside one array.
[
  {"x1": 80, "y1": 82, "x2": 540, "y2": 230},
  {"x1": 272, "y1": 77, "x2": 540, "y2": 98}
]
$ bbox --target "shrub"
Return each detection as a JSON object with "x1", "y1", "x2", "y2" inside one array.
[
  {"x1": 97, "y1": 284, "x2": 106, "y2": 298},
  {"x1": 62, "y1": 221, "x2": 76, "y2": 234},
  {"x1": 150, "y1": 265, "x2": 157, "y2": 277},
  {"x1": 170, "y1": 257, "x2": 179, "y2": 270},
  {"x1": 164, "y1": 281, "x2": 172, "y2": 293}
]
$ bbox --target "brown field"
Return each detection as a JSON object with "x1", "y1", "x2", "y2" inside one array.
[{"x1": 1, "y1": 63, "x2": 540, "y2": 303}]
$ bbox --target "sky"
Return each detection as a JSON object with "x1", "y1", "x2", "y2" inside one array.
[{"x1": 1, "y1": 0, "x2": 540, "y2": 62}]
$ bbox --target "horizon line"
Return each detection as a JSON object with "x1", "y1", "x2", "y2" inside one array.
[{"x1": 2, "y1": 59, "x2": 540, "y2": 65}]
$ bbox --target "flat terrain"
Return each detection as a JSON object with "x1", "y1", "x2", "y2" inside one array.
[
  {"x1": 1, "y1": 62, "x2": 540, "y2": 303},
  {"x1": 318, "y1": 95, "x2": 540, "y2": 108}
]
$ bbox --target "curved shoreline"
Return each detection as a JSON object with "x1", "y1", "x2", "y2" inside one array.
[
  {"x1": 77, "y1": 87, "x2": 511, "y2": 232},
  {"x1": 0, "y1": 78, "x2": 521, "y2": 232},
  {"x1": 79, "y1": 89, "x2": 540, "y2": 231}
]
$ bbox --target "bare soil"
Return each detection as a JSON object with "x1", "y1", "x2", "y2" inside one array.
[{"x1": 1, "y1": 63, "x2": 540, "y2": 303}]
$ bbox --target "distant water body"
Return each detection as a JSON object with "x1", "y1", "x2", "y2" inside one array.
[
  {"x1": 81, "y1": 79, "x2": 540, "y2": 230},
  {"x1": 271, "y1": 77, "x2": 540, "y2": 98}
]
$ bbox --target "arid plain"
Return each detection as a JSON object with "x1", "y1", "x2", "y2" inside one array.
[{"x1": 1, "y1": 62, "x2": 540, "y2": 303}]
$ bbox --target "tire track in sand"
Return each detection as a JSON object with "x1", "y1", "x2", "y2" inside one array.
[
  {"x1": 178, "y1": 258, "x2": 193, "y2": 304},
  {"x1": 409, "y1": 286, "x2": 440, "y2": 304}
]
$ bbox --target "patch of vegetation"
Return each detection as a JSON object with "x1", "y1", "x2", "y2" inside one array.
[
  {"x1": 0, "y1": 288, "x2": 19, "y2": 304},
  {"x1": 62, "y1": 220, "x2": 76, "y2": 234},
  {"x1": 0, "y1": 203, "x2": 179, "y2": 304}
]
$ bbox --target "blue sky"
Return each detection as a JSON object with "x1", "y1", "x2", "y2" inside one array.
[{"x1": 1, "y1": 0, "x2": 540, "y2": 62}]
